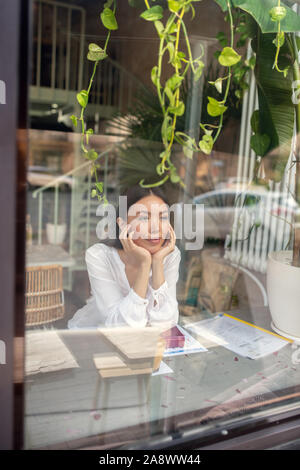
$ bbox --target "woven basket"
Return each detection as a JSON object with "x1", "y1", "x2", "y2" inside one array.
[{"x1": 25, "y1": 264, "x2": 65, "y2": 326}]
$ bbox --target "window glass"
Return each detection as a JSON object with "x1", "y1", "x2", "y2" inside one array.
[{"x1": 24, "y1": 0, "x2": 300, "y2": 450}]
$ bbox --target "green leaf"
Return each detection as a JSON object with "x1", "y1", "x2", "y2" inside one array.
[
  {"x1": 164, "y1": 86, "x2": 175, "y2": 106},
  {"x1": 101, "y1": 8, "x2": 118, "y2": 30},
  {"x1": 269, "y1": 6, "x2": 287, "y2": 22},
  {"x1": 167, "y1": 42, "x2": 175, "y2": 63},
  {"x1": 251, "y1": 30, "x2": 295, "y2": 180},
  {"x1": 209, "y1": 78, "x2": 223, "y2": 93},
  {"x1": 161, "y1": 115, "x2": 172, "y2": 145},
  {"x1": 151, "y1": 66, "x2": 159, "y2": 87},
  {"x1": 171, "y1": 51, "x2": 186, "y2": 69},
  {"x1": 250, "y1": 133, "x2": 271, "y2": 156},
  {"x1": 250, "y1": 110, "x2": 260, "y2": 134},
  {"x1": 154, "y1": 20, "x2": 164, "y2": 37},
  {"x1": 168, "y1": 101, "x2": 185, "y2": 116},
  {"x1": 95, "y1": 182, "x2": 104, "y2": 193},
  {"x1": 194, "y1": 60, "x2": 205, "y2": 81},
  {"x1": 70, "y1": 115, "x2": 78, "y2": 127},
  {"x1": 218, "y1": 47, "x2": 241, "y2": 67},
  {"x1": 77, "y1": 90, "x2": 89, "y2": 109},
  {"x1": 207, "y1": 96, "x2": 227, "y2": 117},
  {"x1": 91, "y1": 189, "x2": 97, "y2": 198},
  {"x1": 168, "y1": 0, "x2": 181, "y2": 13},
  {"x1": 214, "y1": 0, "x2": 228, "y2": 12},
  {"x1": 183, "y1": 145, "x2": 194, "y2": 159},
  {"x1": 170, "y1": 172, "x2": 181, "y2": 183},
  {"x1": 232, "y1": 0, "x2": 300, "y2": 33},
  {"x1": 273, "y1": 31, "x2": 285, "y2": 48},
  {"x1": 87, "y1": 43, "x2": 107, "y2": 61},
  {"x1": 140, "y1": 6, "x2": 163, "y2": 21},
  {"x1": 85, "y1": 128, "x2": 94, "y2": 145},
  {"x1": 166, "y1": 73, "x2": 184, "y2": 91},
  {"x1": 86, "y1": 149, "x2": 98, "y2": 161},
  {"x1": 159, "y1": 149, "x2": 171, "y2": 167},
  {"x1": 168, "y1": 23, "x2": 178, "y2": 34},
  {"x1": 199, "y1": 134, "x2": 214, "y2": 155}
]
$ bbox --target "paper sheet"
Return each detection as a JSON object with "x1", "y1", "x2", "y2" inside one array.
[
  {"x1": 25, "y1": 330, "x2": 80, "y2": 375},
  {"x1": 163, "y1": 325, "x2": 207, "y2": 357},
  {"x1": 185, "y1": 314, "x2": 290, "y2": 360},
  {"x1": 152, "y1": 361, "x2": 174, "y2": 376}
]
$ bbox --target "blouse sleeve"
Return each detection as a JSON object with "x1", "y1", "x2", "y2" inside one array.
[
  {"x1": 147, "y1": 246, "x2": 181, "y2": 327},
  {"x1": 85, "y1": 246, "x2": 149, "y2": 328}
]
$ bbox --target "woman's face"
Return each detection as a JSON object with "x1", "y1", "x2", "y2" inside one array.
[{"x1": 127, "y1": 194, "x2": 170, "y2": 254}]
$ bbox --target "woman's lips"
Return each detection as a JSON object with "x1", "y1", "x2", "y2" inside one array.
[{"x1": 147, "y1": 238, "x2": 161, "y2": 245}]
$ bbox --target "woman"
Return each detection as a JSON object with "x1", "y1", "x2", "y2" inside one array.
[{"x1": 68, "y1": 185, "x2": 181, "y2": 329}]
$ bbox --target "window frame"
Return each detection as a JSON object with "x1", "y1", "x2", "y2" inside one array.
[
  {"x1": 0, "y1": 0, "x2": 31, "y2": 451},
  {"x1": 1, "y1": 0, "x2": 300, "y2": 451}
]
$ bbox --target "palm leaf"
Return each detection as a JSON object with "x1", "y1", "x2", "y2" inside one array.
[
  {"x1": 251, "y1": 29, "x2": 295, "y2": 180},
  {"x1": 216, "y1": 0, "x2": 300, "y2": 33}
]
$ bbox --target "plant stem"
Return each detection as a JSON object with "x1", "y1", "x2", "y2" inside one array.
[
  {"x1": 181, "y1": 19, "x2": 196, "y2": 74},
  {"x1": 157, "y1": 37, "x2": 166, "y2": 114},
  {"x1": 213, "y1": 0, "x2": 234, "y2": 144},
  {"x1": 161, "y1": 7, "x2": 185, "y2": 168}
]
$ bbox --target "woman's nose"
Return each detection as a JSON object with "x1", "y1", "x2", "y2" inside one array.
[{"x1": 149, "y1": 218, "x2": 160, "y2": 235}]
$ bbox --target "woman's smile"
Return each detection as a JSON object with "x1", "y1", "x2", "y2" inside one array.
[{"x1": 146, "y1": 238, "x2": 161, "y2": 245}]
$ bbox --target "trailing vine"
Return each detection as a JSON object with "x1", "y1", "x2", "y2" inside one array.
[
  {"x1": 70, "y1": 0, "x2": 118, "y2": 203},
  {"x1": 270, "y1": 0, "x2": 289, "y2": 76},
  {"x1": 138, "y1": 0, "x2": 243, "y2": 189},
  {"x1": 69, "y1": 0, "x2": 299, "y2": 205}
]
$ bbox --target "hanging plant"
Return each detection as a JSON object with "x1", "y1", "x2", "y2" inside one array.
[
  {"x1": 70, "y1": 0, "x2": 118, "y2": 203},
  {"x1": 135, "y1": 0, "x2": 245, "y2": 189}
]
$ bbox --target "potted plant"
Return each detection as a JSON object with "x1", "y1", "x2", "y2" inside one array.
[
  {"x1": 46, "y1": 187, "x2": 68, "y2": 245},
  {"x1": 241, "y1": 0, "x2": 300, "y2": 339},
  {"x1": 209, "y1": 0, "x2": 300, "y2": 339}
]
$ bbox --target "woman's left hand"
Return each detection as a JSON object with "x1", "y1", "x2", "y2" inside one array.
[{"x1": 152, "y1": 225, "x2": 176, "y2": 264}]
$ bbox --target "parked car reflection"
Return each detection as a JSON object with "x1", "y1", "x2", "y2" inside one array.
[{"x1": 193, "y1": 188, "x2": 299, "y2": 242}]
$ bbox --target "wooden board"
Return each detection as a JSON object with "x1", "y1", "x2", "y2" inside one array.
[
  {"x1": 98, "y1": 325, "x2": 167, "y2": 362},
  {"x1": 93, "y1": 354, "x2": 127, "y2": 370},
  {"x1": 97, "y1": 366, "x2": 153, "y2": 379}
]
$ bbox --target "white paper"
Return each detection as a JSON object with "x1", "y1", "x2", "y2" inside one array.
[
  {"x1": 163, "y1": 325, "x2": 207, "y2": 357},
  {"x1": 185, "y1": 315, "x2": 290, "y2": 360},
  {"x1": 152, "y1": 361, "x2": 174, "y2": 376},
  {"x1": 25, "y1": 330, "x2": 80, "y2": 375}
]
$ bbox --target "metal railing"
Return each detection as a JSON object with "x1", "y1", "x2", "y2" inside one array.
[
  {"x1": 32, "y1": 145, "x2": 118, "y2": 246},
  {"x1": 32, "y1": 0, "x2": 86, "y2": 92},
  {"x1": 32, "y1": 0, "x2": 146, "y2": 115}
]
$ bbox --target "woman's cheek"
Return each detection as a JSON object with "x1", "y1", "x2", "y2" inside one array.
[
  {"x1": 132, "y1": 222, "x2": 148, "y2": 239},
  {"x1": 161, "y1": 221, "x2": 170, "y2": 239}
]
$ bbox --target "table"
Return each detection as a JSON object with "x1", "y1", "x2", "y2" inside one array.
[
  {"x1": 24, "y1": 307, "x2": 300, "y2": 450},
  {"x1": 26, "y1": 244, "x2": 75, "y2": 268}
]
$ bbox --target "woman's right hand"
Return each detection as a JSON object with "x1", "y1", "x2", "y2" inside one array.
[{"x1": 118, "y1": 218, "x2": 151, "y2": 267}]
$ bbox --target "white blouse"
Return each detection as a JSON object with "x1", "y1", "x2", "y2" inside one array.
[{"x1": 67, "y1": 243, "x2": 181, "y2": 329}]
